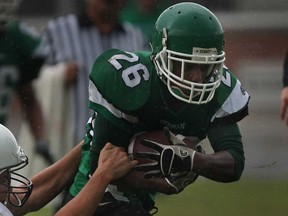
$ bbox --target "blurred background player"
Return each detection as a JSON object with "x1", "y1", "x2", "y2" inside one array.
[
  {"x1": 0, "y1": 0, "x2": 54, "y2": 164},
  {"x1": 0, "y1": 123, "x2": 137, "y2": 216}
]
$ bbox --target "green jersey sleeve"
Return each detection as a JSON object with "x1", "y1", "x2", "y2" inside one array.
[
  {"x1": 88, "y1": 49, "x2": 156, "y2": 130},
  {"x1": 89, "y1": 49, "x2": 153, "y2": 110}
]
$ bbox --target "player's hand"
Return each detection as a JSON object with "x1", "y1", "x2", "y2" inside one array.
[
  {"x1": 64, "y1": 62, "x2": 78, "y2": 86},
  {"x1": 98, "y1": 143, "x2": 138, "y2": 181},
  {"x1": 135, "y1": 129, "x2": 196, "y2": 178}
]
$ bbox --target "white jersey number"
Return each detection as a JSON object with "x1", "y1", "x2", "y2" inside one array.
[{"x1": 108, "y1": 52, "x2": 149, "y2": 88}]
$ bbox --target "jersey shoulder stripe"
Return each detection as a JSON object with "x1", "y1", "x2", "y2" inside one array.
[
  {"x1": 89, "y1": 49, "x2": 155, "y2": 111},
  {"x1": 89, "y1": 82, "x2": 139, "y2": 130}
]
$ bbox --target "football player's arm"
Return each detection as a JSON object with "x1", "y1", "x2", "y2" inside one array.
[
  {"x1": 55, "y1": 143, "x2": 138, "y2": 216},
  {"x1": 11, "y1": 141, "x2": 83, "y2": 216},
  {"x1": 136, "y1": 124, "x2": 244, "y2": 184},
  {"x1": 193, "y1": 122, "x2": 244, "y2": 182}
]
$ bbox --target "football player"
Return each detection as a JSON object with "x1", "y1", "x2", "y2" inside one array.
[
  {"x1": 65, "y1": 2, "x2": 250, "y2": 216},
  {"x1": 0, "y1": 124, "x2": 137, "y2": 216},
  {"x1": 0, "y1": 0, "x2": 54, "y2": 164}
]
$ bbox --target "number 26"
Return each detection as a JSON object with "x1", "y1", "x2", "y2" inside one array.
[{"x1": 108, "y1": 52, "x2": 149, "y2": 88}]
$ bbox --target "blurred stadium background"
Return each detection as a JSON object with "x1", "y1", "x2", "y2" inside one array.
[{"x1": 6, "y1": 0, "x2": 288, "y2": 215}]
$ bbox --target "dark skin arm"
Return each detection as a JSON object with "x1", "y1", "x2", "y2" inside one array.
[
  {"x1": 195, "y1": 123, "x2": 244, "y2": 182},
  {"x1": 116, "y1": 153, "x2": 235, "y2": 195},
  {"x1": 90, "y1": 114, "x2": 244, "y2": 195},
  {"x1": 193, "y1": 151, "x2": 236, "y2": 182},
  {"x1": 118, "y1": 123, "x2": 244, "y2": 194}
]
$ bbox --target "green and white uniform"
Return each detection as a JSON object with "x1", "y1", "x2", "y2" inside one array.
[
  {"x1": 0, "y1": 20, "x2": 46, "y2": 124},
  {"x1": 70, "y1": 49, "x2": 250, "y2": 210}
]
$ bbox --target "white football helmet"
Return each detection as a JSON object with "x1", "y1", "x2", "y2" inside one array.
[
  {"x1": 0, "y1": 124, "x2": 32, "y2": 207},
  {"x1": 0, "y1": 0, "x2": 21, "y2": 22}
]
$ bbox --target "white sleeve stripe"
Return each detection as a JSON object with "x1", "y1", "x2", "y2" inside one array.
[
  {"x1": 89, "y1": 80, "x2": 139, "y2": 123},
  {"x1": 211, "y1": 80, "x2": 250, "y2": 122}
]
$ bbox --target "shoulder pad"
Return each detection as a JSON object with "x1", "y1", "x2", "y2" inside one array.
[
  {"x1": 89, "y1": 49, "x2": 154, "y2": 111},
  {"x1": 212, "y1": 66, "x2": 250, "y2": 119}
]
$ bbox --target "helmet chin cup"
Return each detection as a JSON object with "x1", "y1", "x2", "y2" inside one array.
[{"x1": 7, "y1": 170, "x2": 33, "y2": 207}]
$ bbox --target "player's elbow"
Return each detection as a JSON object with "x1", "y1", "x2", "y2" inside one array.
[
  {"x1": 216, "y1": 157, "x2": 244, "y2": 183},
  {"x1": 232, "y1": 164, "x2": 244, "y2": 182},
  {"x1": 228, "y1": 169, "x2": 243, "y2": 182},
  {"x1": 224, "y1": 160, "x2": 244, "y2": 182},
  {"x1": 227, "y1": 149, "x2": 245, "y2": 182},
  {"x1": 233, "y1": 155, "x2": 245, "y2": 182}
]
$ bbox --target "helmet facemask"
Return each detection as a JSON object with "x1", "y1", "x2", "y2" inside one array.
[
  {"x1": 154, "y1": 28, "x2": 225, "y2": 104},
  {"x1": 0, "y1": 124, "x2": 33, "y2": 207},
  {"x1": 0, "y1": 159, "x2": 33, "y2": 207},
  {"x1": 151, "y1": 3, "x2": 226, "y2": 104}
]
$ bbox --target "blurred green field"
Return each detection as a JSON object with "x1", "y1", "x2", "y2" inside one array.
[
  {"x1": 156, "y1": 177, "x2": 288, "y2": 216},
  {"x1": 26, "y1": 177, "x2": 288, "y2": 216}
]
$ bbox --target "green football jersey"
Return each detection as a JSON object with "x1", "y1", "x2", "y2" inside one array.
[
  {"x1": 70, "y1": 49, "x2": 250, "y2": 210},
  {"x1": 0, "y1": 20, "x2": 46, "y2": 123},
  {"x1": 88, "y1": 49, "x2": 249, "y2": 137}
]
